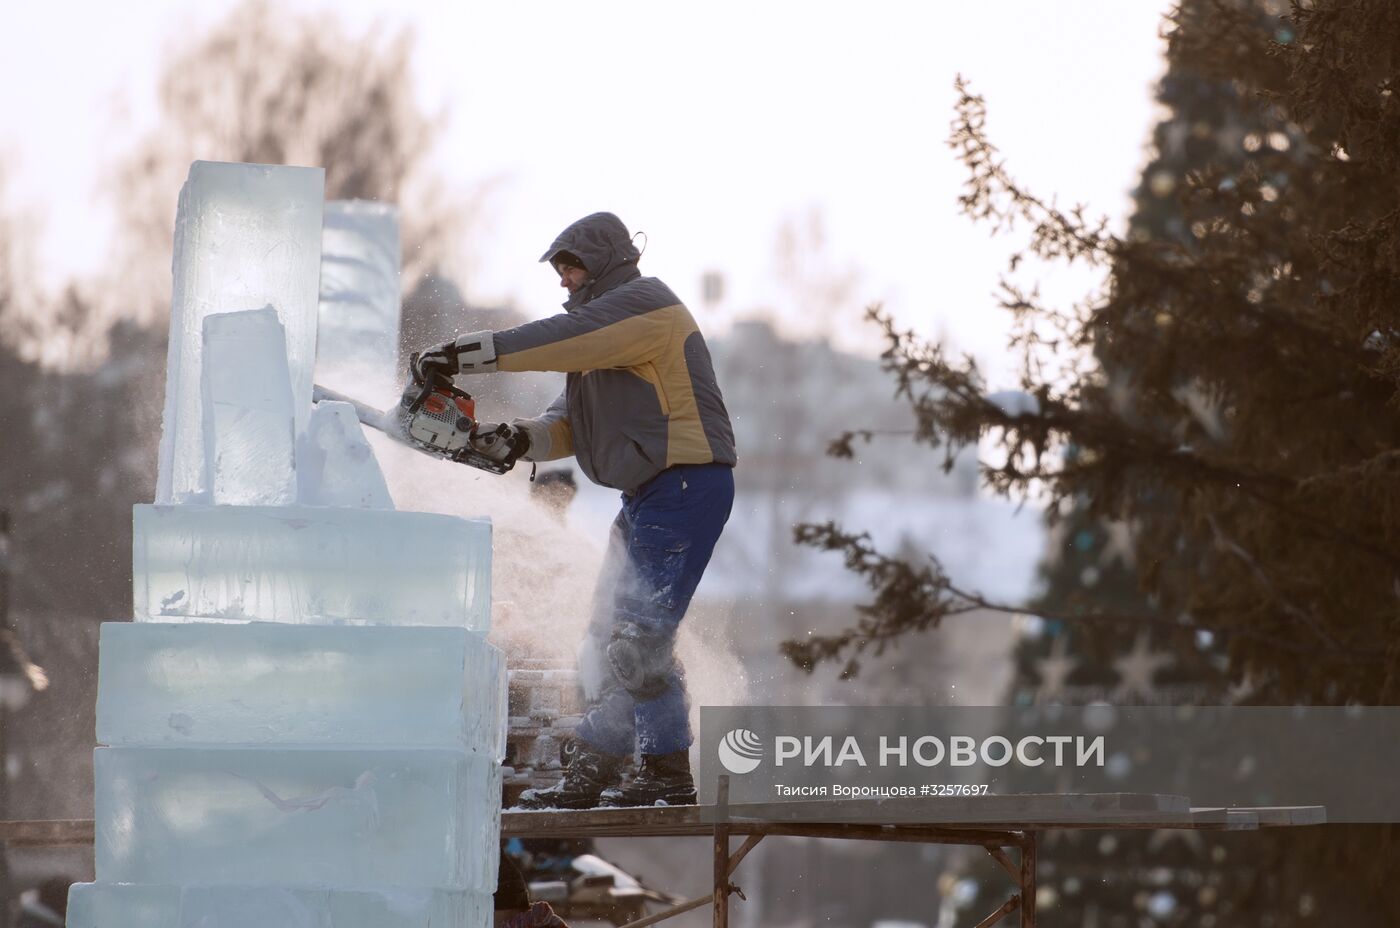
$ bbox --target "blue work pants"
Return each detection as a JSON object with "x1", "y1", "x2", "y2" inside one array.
[{"x1": 575, "y1": 463, "x2": 734, "y2": 757}]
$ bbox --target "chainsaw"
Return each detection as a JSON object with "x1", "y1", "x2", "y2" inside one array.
[{"x1": 311, "y1": 352, "x2": 529, "y2": 475}]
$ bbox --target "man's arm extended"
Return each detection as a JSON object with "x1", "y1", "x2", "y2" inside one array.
[
  {"x1": 426, "y1": 296, "x2": 680, "y2": 375},
  {"x1": 512, "y1": 390, "x2": 573, "y2": 462}
]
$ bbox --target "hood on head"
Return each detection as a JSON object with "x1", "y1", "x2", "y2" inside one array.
[{"x1": 538, "y1": 212, "x2": 641, "y2": 280}]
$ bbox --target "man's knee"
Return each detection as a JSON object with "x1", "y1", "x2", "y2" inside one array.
[{"x1": 605, "y1": 622, "x2": 677, "y2": 700}]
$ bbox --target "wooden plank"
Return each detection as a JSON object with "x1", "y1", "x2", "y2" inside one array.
[
  {"x1": 708, "y1": 792, "x2": 1194, "y2": 827},
  {"x1": 727, "y1": 834, "x2": 764, "y2": 874},
  {"x1": 615, "y1": 834, "x2": 765, "y2": 928},
  {"x1": 1020, "y1": 832, "x2": 1038, "y2": 928},
  {"x1": 738, "y1": 822, "x2": 1023, "y2": 847},
  {"x1": 0, "y1": 800, "x2": 1328, "y2": 851},
  {"x1": 713, "y1": 775, "x2": 729, "y2": 928},
  {"x1": 503, "y1": 792, "x2": 1202, "y2": 838},
  {"x1": 1190, "y1": 808, "x2": 1259, "y2": 831},
  {"x1": 1248, "y1": 806, "x2": 1327, "y2": 827},
  {"x1": 986, "y1": 846, "x2": 1020, "y2": 881},
  {"x1": 0, "y1": 819, "x2": 93, "y2": 846},
  {"x1": 503, "y1": 815, "x2": 1205, "y2": 840},
  {"x1": 1188, "y1": 808, "x2": 1230, "y2": 827},
  {"x1": 618, "y1": 895, "x2": 711, "y2": 928},
  {"x1": 506, "y1": 803, "x2": 703, "y2": 835},
  {"x1": 973, "y1": 896, "x2": 1020, "y2": 928},
  {"x1": 713, "y1": 827, "x2": 729, "y2": 928}
]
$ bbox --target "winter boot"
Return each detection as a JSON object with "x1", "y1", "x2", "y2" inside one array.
[
  {"x1": 598, "y1": 750, "x2": 696, "y2": 807},
  {"x1": 514, "y1": 744, "x2": 624, "y2": 811}
]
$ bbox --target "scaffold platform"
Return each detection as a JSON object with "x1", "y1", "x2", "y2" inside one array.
[{"x1": 0, "y1": 785, "x2": 1325, "y2": 928}]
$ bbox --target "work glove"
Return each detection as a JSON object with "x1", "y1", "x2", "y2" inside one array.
[
  {"x1": 509, "y1": 418, "x2": 552, "y2": 462},
  {"x1": 413, "y1": 331, "x2": 498, "y2": 380},
  {"x1": 411, "y1": 346, "x2": 455, "y2": 384},
  {"x1": 470, "y1": 422, "x2": 531, "y2": 465}
]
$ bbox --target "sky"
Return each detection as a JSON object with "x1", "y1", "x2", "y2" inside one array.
[{"x1": 1, "y1": 0, "x2": 1173, "y2": 379}]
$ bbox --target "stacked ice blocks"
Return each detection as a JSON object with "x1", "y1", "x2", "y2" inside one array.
[
  {"x1": 67, "y1": 884, "x2": 492, "y2": 928},
  {"x1": 71, "y1": 161, "x2": 504, "y2": 928},
  {"x1": 77, "y1": 631, "x2": 504, "y2": 926},
  {"x1": 97, "y1": 624, "x2": 504, "y2": 755},
  {"x1": 131, "y1": 504, "x2": 491, "y2": 629}
]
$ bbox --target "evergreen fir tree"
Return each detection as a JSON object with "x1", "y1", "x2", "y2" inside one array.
[
  {"x1": 957, "y1": 11, "x2": 1280, "y2": 924},
  {"x1": 788, "y1": 0, "x2": 1400, "y2": 921}
]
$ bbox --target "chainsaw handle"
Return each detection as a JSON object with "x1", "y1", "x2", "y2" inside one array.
[
  {"x1": 405, "y1": 352, "x2": 478, "y2": 417},
  {"x1": 468, "y1": 422, "x2": 532, "y2": 470},
  {"x1": 408, "y1": 349, "x2": 456, "y2": 389}
]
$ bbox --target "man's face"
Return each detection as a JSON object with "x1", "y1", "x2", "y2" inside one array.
[{"x1": 556, "y1": 264, "x2": 589, "y2": 293}]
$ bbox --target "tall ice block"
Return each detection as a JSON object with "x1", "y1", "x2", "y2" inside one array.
[
  {"x1": 95, "y1": 746, "x2": 501, "y2": 891},
  {"x1": 132, "y1": 504, "x2": 491, "y2": 631},
  {"x1": 98, "y1": 622, "x2": 505, "y2": 758},
  {"x1": 156, "y1": 160, "x2": 325, "y2": 504},
  {"x1": 67, "y1": 883, "x2": 492, "y2": 928},
  {"x1": 201, "y1": 307, "x2": 298, "y2": 505},
  {"x1": 317, "y1": 200, "x2": 402, "y2": 398}
]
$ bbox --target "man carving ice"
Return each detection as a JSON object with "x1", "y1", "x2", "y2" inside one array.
[{"x1": 416, "y1": 212, "x2": 736, "y2": 808}]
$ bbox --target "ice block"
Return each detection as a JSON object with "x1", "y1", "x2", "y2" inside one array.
[
  {"x1": 97, "y1": 622, "x2": 505, "y2": 759},
  {"x1": 201, "y1": 308, "x2": 298, "y2": 506},
  {"x1": 95, "y1": 746, "x2": 501, "y2": 891},
  {"x1": 156, "y1": 160, "x2": 325, "y2": 504},
  {"x1": 66, "y1": 882, "x2": 491, "y2": 928},
  {"x1": 66, "y1": 883, "x2": 169, "y2": 928},
  {"x1": 132, "y1": 504, "x2": 491, "y2": 631},
  {"x1": 317, "y1": 200, "x2": 401, "y2": 398},
  {"x1": 297, "y1": 401, "x2": 394, "y2": 509}
]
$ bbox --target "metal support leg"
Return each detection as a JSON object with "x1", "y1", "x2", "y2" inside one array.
[
  {"x1": 975, "y1": 832, "x2": 1037, "y2": 928},
  {"x1": 714, "y1": 775, "x2": 730, "y2": 928},
  {"x1": 973, "y1": 897, "x2": 1021, "y2": 928},
  {"x1": 616, "y1": 833, "x2": 763, "y2": 928},
  {"x1": 1020, "y1": 832, "x2": 1038, "y2": 928}
]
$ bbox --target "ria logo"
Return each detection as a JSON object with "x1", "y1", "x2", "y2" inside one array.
[{"x1": 718, "y1": 729, "x2": 763, "y2": 774}]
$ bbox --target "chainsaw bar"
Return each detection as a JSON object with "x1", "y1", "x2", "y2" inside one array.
[
  {"x1": 311, "y1": 383, "x2": 514, "y2": 475},
  {"x1": 311, "y1": 384, "x2": 401, "y2": 438}
]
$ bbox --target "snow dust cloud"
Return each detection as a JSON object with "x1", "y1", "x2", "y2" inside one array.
[{"x1": 370, "y1": 424, "x2": 749, "y2": 739}]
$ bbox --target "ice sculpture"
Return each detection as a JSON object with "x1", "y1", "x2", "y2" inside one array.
[
  {"x1": 66, "y1": 883, "x2": 492, "y2": 928},
  {"x1": 201, "y1": 307, "x2": 298, "y2": 505},
  {"x1": 72, "y1": 161, "x2": 502, "y2": 928},
  {"x1": 298, "y1": 400, "x2": 394, "y2": 509},
  {"x1": 131, "y1": 504, "x2": 491, "y2": 631},
  {"x1": 97, "y1": 622, "x2": 505, "y2": 758},
  {"x1": 316, "y1": 200, "x2": 402, "y2": 401},
  {"x1": 95, "y1": 747, "x2": 501, "y2": 889},
  {"x1": 156, "y1": 161, "x2": 325, "y2": 504}
]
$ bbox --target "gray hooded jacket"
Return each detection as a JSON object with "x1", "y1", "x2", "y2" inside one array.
[{"x1": 490, "y1": 212, "x2": 737, "y2": 492}]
